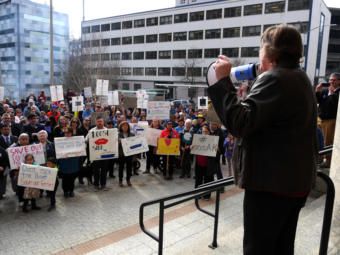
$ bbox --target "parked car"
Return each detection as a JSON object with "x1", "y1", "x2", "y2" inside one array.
[{"x1": 170, "y1": 99, "x2": 195, "y2": 108}]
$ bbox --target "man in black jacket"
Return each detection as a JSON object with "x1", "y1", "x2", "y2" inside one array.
[
  {"x1": 0, "y1": 123, "x2": 18, "y2": 149},
  {"x1": 0, "y1": 145, "x2": 10, "y2": 199},
  {"x1": 22, "y1": 114, "x2": 45, "y2": 143},
  {"x1": 1, "y1": 113, "x2": 21, "y2": 137},
  {"x1": 315, "y1": 72, "x2": 340, "y2": 167}
]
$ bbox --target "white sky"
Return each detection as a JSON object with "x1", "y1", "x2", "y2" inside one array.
[{"x1": 32, "y1": 0, "x2": 340, "y2": 39}]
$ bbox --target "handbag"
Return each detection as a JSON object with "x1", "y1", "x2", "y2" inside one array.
[{"x1": 23, "y1": 187, "x2": 40, "y2": 199}]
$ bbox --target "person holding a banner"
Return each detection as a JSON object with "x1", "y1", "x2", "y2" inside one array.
[
  {"x1": 145, "y1": 118, "x2": 163, "y2": 174},
  {"x1": 118, "y1": 121, "x2": 134, "y2": 187},
  {"x1": 37, "y1": 130, "x2": 55, "y2": 160},
  {"x1": 179, "y1": 119, "x2": 194, "y2": 178},
  {"x1": 53, "y1": 116, "x2": 70, "y2": 138}
]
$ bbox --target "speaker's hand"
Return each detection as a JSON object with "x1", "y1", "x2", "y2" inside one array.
[{"x1": 213, "y1": 55, "x2": 232, "y2": 82}]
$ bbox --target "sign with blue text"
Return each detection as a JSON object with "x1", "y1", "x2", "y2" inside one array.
[{"x1": 89, "y1": 128, "x2": 118, "y2": 161}]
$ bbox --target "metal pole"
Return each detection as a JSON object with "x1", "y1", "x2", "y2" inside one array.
[
  {"x1": 209, "y1": 189, "x2": 220, "y2": 249},
  {"x1": 82, "y1": 0, "x2": 85, "y2": 21},
  {"x1": 0, "y1": 60, "x2": 2, "y2": 87},
  {"x1": 159, "y1": 201, "x2": 164, "y2": 255},
  {"x1": 50, "y1": 0, "x2": 54, "y2": 86}
]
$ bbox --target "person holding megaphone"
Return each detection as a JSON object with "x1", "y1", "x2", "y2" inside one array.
[{"x1": 207, "y1": 24, "x2": 317, "y2": 254}]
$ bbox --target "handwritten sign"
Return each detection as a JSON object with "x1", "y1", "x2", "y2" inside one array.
[
  {"x1": 145, "y1": 128, "x2": 162, "y2": 146},
  {"x1": 84, "y1": 87, "x2": 92, "y2": 98},
  {"x1": 108, "y1": 91, "x2": 119, "y2": 105},
  {"x1": 54, "y1": 136, "x2": 86, "y2": 159},
  {"x1": 121, "y1": 136, "x2": 149, "y2": 157},
  {"x1": 191, "y1": 134, "x2": 219, "y2": 157},
  {"x1": 130, "y1": 122, "x2": 148, "y2": 136},
  {"x1": 96, "y1": 79, "x2": 109, "y2": 96},
  {"x1": 72, "y1": 96, "x2": 84, "y2": 112},
  {"x1": 90, "y1": 111, "x2": 110, "y2": 126},
  {"x1": 137, "y1": 90, "x2": 149, "y2": 109},
  {"x1": 157, "y1": 138, "x2": 180, "y2": 156},
  {"x1": 146, "y1": 101, "x2": 170, "y2": 120},
  {"x1": 7, "y1": 144, "x2": 45, "y2": 169},
  {"x1": 0, "y1": 87, "x2": 4, "y2": 101},
  {"x1": 198, "y1": 96, "x2": 208, "y2": 110},
  {"x1": 50, "y1": 85, "x2": 64, "y2": 102},
  {"x1": 89, "y1": 128, "x2": 118, "y2": 161},
  {"x1": 18, "y1": 163, "x2": 58, "y2": 191}
]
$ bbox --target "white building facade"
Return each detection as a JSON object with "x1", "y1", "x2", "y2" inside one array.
[{"x1": 81, "y1": 0, "x2": 331, "y2": 100}]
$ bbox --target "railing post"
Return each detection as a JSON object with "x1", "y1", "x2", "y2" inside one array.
[
  {"x1": 209, "y1": 189, "x2": 221, "y2": 249},
  {"x1": 159, "y1": 201, "x2": 164, "y2": 255}
]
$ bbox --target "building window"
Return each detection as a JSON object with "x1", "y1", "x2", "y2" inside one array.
[
  {"x1": 158, "y1": 68, "x2": 171, "y2": 76},
  {"x1": 189, "y1": 30, "x2": 203, "y2": 40},
  {"x1": 224, "y1": 6, "x2": 242, "y2": 18},
  {"x1": 122, "y1": 36, "x2": 132, "y2": 45},
  {"x1": 133, "y1": 52, "x2": 144, "y2": 60},
  {"x1": 91, "y1": 25, "x2": 100, "y2": 32},
  {"x1": 82, "y1": 41, "x2": 91, "y2": 48},
  {"x1": 91, "y1": 40, "x2": 100, "y2": 47},
  {"x1": 263, "y1": 24, "x2": 279, "y2": 31},
  {"x1": 91, "y1": 54, "x2": 100, "y2": 61},
  {"x1": 288, "y1": 22, "x2": 309, "y2": 33},
  {"x1": 222, "y1": 48, "x2": 239, "y2": 57},
  {"x1": 0, "y1": 28, "x2": 14, "y2": 35},
  {"x1": 159, "y1": 51, "x2": 171, "y2": 59},
  {"x1": 288, "y1": 0, "x2": 310, "y2": 11},
  {"x1": 160, "y1": 15, "x2": 172, "y2": 25},
  {"x1": 241, "y1": 47, "x2": 260, "y2": 57},
  {"x1": 0, "y1": 42, "x2": 15, "y2": 48},
  {"x1": 173, "y1": 32, "x2": 187, "y2": 41},
  {"x1": 146, "y1": 34, "x2": 158, "y2": 43},
  {"x1": 187, "y1": 67, "x2": 202, "y2": 77},
  {"x1": 101, "y1": 23, "x2": 110, "y2": 31},
  {"x1": 82, "y1": 26, "x2": 91, "y2": 33},
  {"x1": 147, "y1": 17, "x2": 158, "y2": 26},
  {"x1": 134, "y1": 19, "x2": 145, "y2": 28},
  {"x1": 146, "y1": 51, "x2": 157, "y2": 59},
  {"x1": 174, "y1": 13, "x2": 188, "y2": 23},
  {"x1": 159, "y1": 33, "x2": 172, "y2": 42},
  {"x1": 0, "y1": 56, "x2": 15, "y2": 61},
  {"x1": 204, "y1": 48, "x2": 220, "y2": 58},
  {"x1": 112, "y1": 68, "x2": 120, "y2": 75},
  {"x1": 101, "y1": 53, "x2": 110, "y2": 61},
  {"x1": 172, "y1": 67, "x2": 186, "y2": 76},
  {"x1": 265, "y1": 1, "x2": 285, "y2": 13},
  {"x1": 244, "y1": 4, "x2": 263, "y2": 16},
  {"x1": 0, "y1": 13, "x2": 14, "y2": 22},
  {"x1": 111, "y1": 22, "x2": 121, "y2": 30},
  {"x1": 188, "y1": 49, "x2": 202, "y2": 58},
  {"x1": 101, "y1": 39, "x2": 110, "y2": 46},
  {"x1": 223, "y1": 27, "x2": 240, "y2": 38},
  {"x1": 206, "y1": 9, "x2": 222, "y2": 19},
  {"x1": 242, "y1": 25, "x2": 261, "y2": 37},
  {"x1": 134, "y1": 83, "x2": 142, "y2": 90},
  {"x1": 111, "y1": 37, "x2": 121, "y2": 45},
  {"x1": 134, "y1": 35, "x2": 145, "y2": 44},
  {"x1": 190, "y1": 11, "x2": 204, "y2": 21},
  {"x1": 122, "y1": 83, "x2": 130, "y2": 89},
  {"x1": 133, "y1": 68, "x2": 144, "y2": 76},
  {"x1": 122, "y1": 52, "x2": 132, "y2": 60},
  {"x1": 173, "y1": 50, "x2": 186, "y2": 59},
  {"x1": 122, "y1": 20, "x2": 133, "y2": 29},
  {"x1": 121, "y1": 68, "x2": 132, "y2": 76},
  {"x1": 205, "y1": 29, "x2": 221, "y2": 39},
  {"x1": 111, "y1": 53, "x2": 120, "y2": 60},
  {"x1": 145, "y1": 67, "x2": 157, "y2": 76}
]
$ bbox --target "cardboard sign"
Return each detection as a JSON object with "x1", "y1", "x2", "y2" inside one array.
[
  {"x1": 108, "y1": 91, "x2": 119, "y2": 105},
  {"x1": 84, "y1": 87, "x2": 92, "y2": 98},
  {"x1": 198, "y1": 96, "x2": 208, "y2": 110},
  {"x1": 89, "y1": 128, "x2": 118, "y2": 161},
  {"x1": 90, "y1": 111, "x2": 110, "y2": 126},
  {"x1": 96, "y1": 79, "x2": 109, "y2": 96},
  {"x1": 7, "y1": 144, "x2": 46, "y2": 169},
  {"x1": 18, "y1": 163, "x2": 58, "y2": 191},
  {"x1": 145, "y1": 128, "x2": 162, "y2": 146},
  {"x1": 191, "y1": 134, "x2": 219, "y2": 157},
  {"x1": 0, "y1": 87, "x2": 4, "y2": 101},
  {"x1": 146, "y1": 101, "x2": 170, "y2": 120},
  {"x1": 121, "y1": 136, "x2": 149, "y2": 156},
  {"x1": 120, "y1": 96, "x2": 137, "y2": 108},
  {"x1": 50, "y1": 85, "x2": 64, "y2": 102},
  {"x1": 137, "y1": 90, "x2": 149, "y2": 109},
  {"x1": 54, "y1": 136, "x2": 86, "y2": 159},
  {"x1": 130, "y1": 122, "x2": 148, "y2": 136},
  {"x1": 72, "y1": 96, "x2": 84, "y2": 112},
  {"x1": 157, "y1": 138, "x2": 180, "y2": 156},
  {"x1": 206, "y1": 104, "x2": 221, "y2": 123}
]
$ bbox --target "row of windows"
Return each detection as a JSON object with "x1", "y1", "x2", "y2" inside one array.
[
  {"x1": 0, "y1": 42, "x2": 15, "y2": 48},
  {"x1": 0, "y1": 56, "x2": 15, "y2": 62},
  {"x1": 83, "y1": 22, "x2": 308, "y2": 48},
  {"x1": 0, "y1": 28, "x2": 14, "y2": 35},
  {"x1": 86, "y1": 47, "x2": 259, "y2": 62},
  {"x1": 25, "y1": 57, "x2": 62, "y2": 64},
  {"x1": 82, "y1": 0, "x2": 310, "y2": 33},
  {"x1": 0, "y1": 13, "x2": 14, "y2": 21}
]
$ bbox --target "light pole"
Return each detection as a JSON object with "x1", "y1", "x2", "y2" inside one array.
[{"x1": 50, "y1": 0, "x2": 54, "y2": 86}]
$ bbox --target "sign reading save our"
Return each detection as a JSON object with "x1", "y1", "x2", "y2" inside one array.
[{"x1": 89, "y1": 128, "x2": 118, "y2": 161}]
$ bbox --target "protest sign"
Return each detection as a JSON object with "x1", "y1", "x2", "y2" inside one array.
[
  {"x1": 72, "y1": 96, "x2": 84, "y2": 112},
  {"x1": 198, "y1": 96, "x2": 208, "y2": 110},
  {"x1": 50, "y1": 85, "x2": 64, "y2": 102},
  {"x1": 90, "y1": 111, "x2": 110, "y2": 126},
  {"x1": 0, "y1": 87, "x2": 4, "y2": 101},
  {"x1": 206, "y1": 104, "x2": 221, "y2": 123},
  {"x1": 108, "y1": 91, "x2": 119, "y2": 105},
  {"x1": 18, "y1": 163, "x2": 58, "y2": 191},
  {"x1": 191, "y1": 134, "x2": 219, "y2": 157},
  {"x1": 7, "y1": 144, "x2": 45, "y2": 169},
  {"x1": 96, "y1": 79, "x2": 109, "y2": 96},
  {"x1": 84, "y1": 87, "x2": 92, "y2": 98},
  {"x1": 157, "y1": 138, "x2": 180, "y2": 156},
  {"x1": 130, "y1": 122, "x2": 148, "y2": 136},
  {"x1": 121, "y1": 136, "x2": 149, "y2": 156},
  {"x1": 137, "y1": 90, "x2": 148, "y2": 109},
  {"x1": 146, "y1": 101, "x2": 170, "y2": 120},
  {"x1": 145, "y1": 128, "x2": 162, "y2": 146},
  {"x1": 89, "y1": 128, "x2": 118, "y2": 161},
  {"x1": 54, "y1": 136, "x2": 86, "y2": 159}
]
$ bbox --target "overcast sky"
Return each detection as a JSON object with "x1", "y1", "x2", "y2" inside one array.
[{"x1": 32, "y1": 0, "x2": 340, "y2": 39}]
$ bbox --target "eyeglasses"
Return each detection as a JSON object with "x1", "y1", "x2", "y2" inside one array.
[
  {"x1": 329, "y1": 79, "x2": 338, "y2": 82},
  {"x1": 72, "y1": 121, "x2": 78, "y2": 123}
]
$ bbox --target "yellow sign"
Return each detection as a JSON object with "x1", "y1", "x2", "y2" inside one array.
[{"x1": 156, "y1": 138, "x2": 180, "y2": 156}]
